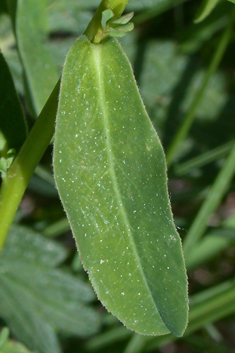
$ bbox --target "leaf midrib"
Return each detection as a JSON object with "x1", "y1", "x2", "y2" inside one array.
[{"x1": 90, "y1": 42, "x2": 165, "y2": 326}]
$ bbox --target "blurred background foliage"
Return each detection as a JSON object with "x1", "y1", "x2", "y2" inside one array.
[{"x1": 1, "y1": 0, "x2": 235, "y2": 352}]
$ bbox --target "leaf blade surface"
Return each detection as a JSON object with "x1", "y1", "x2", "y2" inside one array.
[{"x1": 54, "y1": 35, "x2": 188, "y2": 337}]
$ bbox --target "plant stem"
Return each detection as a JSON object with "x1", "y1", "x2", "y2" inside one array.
[
  {"x1": 85, "y1": 0, "x2": 131, "y2": 43},
  {"x1": 166, "y1": 9, "x2": 235, "y2": 166},
  {"x1": 0, "y1": 80, "x2": 60, "y2": 251}
]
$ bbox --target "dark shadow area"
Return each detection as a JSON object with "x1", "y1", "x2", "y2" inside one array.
[{"x1": 162, "y1": 55, "x2": 200, "y2": 149}]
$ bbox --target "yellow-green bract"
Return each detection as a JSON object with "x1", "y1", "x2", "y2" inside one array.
[{"x1": 53, "y1": 35, "x2": 188, "y2": 337}]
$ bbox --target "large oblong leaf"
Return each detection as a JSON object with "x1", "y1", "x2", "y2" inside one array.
[{"x1": 54, "y1": 35, "x2": 188, "y2": 337}]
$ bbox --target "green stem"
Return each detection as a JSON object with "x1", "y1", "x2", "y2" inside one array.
[
  {"x1": 166, "y1": 9, "x2": 235, "y2": 166},
  {"x1": 85, "y1": 0, "x2": 130, "y2": 43},
  {"x1": 0, "y1": 80, "x2": 60, "y2": 251}
]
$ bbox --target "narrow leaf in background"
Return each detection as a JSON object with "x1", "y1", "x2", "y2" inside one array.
[
  {"x1": 54, "y1": 35, "x2": 188, "y2": 337},
  {"x1": 12, "y1": 0, "x2": 58, "y2": 115},
  {"x1": 194, "y1": 0, "x2": 221, "y2": 23},
  {"x1": 183, "y1": 140, "x2": 235, "y2": 257},
  {"x1": 0, "y1": 51, "x2": 27, "y2": 164}
]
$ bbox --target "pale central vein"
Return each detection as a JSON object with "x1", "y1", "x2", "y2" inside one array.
[
  {"x1": 90, "y1": 42, "x2": 164, "y2": 325},
  {"x1": 91, "y1": 45, "x2": 132, "y2": 237}
]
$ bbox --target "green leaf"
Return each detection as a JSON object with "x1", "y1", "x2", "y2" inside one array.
[
  {"x1": 183, "y1": 140, "x2": 235, "y2": 257},
  {"x1": 175, "y1": 141, "x2": 233, "y2": 176},
  {"x1": 54, "y1": 35, "x2": 188, "y2": 337},
  {"x1": 112, "y1": 12, "x2": 134, "y2": 25},
  {"x1": 186, "y1": 230, "x2": 235, "y2": 270},
  {"x1": 1, "y1": 334, "x2": 33, "y2": 353},
  {"x1": 107, "y1": 24, "x2": 134, "y2": 38},
  {"x1": 13, "y1": 0, "x2": 58, "y2": 114},
  {"x1": 100, "y1": 9, "x2": 134, "y2": 40},
  {"x1": 46, "y1": 0, "x2": 189, "y2": 37},
  {"x1": 101, "y1": 9, "x2": 114, "y2": 30},
  {"x1": 179, "y1": 7, "x2": 228, "y2": 54},
  {"x1": 134, "y1": 39, "x2": 226, "y2": 140},
  {"x1": 194, "y1": 0, "x2": 221, "y2": 23},
  {"x1": 0, "y1": 328, "x2": 9, "y2": 350},
  {"x1": 84, "y1": 325, "x2": 132, "y2": 351},
  {"x1": 0, "y1": 225, "x2": 67, "y2": 267},
  {"x1": 145, "y1": 279, "x2": 235, "y2": 350},
  {"x1": 0, "y1": 14, "x2": 23, "y2": 95},
  {"x1": 0, "y1": 52, "x2": 27, "y2": 160},
  {"x1": 0, "y1": 225, "x2": 100, "y2": 353}
]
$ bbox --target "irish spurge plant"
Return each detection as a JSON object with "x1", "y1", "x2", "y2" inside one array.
[
  {"x1": 53, "y1": 33, "x2": 188, "y2": 336},
  {"x1": 1, "y1": 0, "x2": 235, "y2": 352}
]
